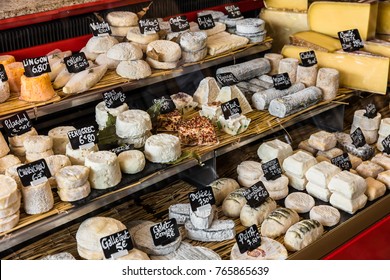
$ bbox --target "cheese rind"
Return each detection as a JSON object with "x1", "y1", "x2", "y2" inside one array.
[
  {"x1": 356, "y1": 161, "x2": 384, "y2": 179},
  {"x1": 209, "y1": 178, "x2": 240, "y2": 206},
  {"x1": 309, "y1": 205, "x2": 340, "y2": 227},
  {"x1": 116, "y1": 109, "x2": 152, "y2": 138},
  {"x1": 65, "y1": 143, "x2": 98, "y2": 165},
  {"x1": 152, "y1": 242, "x2": 221, "y2": 260},
  {"x1": 328, "y1": 171, "x2": 367, "y2": 199},
  {"x1": 264, "y1": 0, "x2": 308, "y2": 12},
  {"x1": 284, "y1": 192, "x2": 315, "y2": 213},
  {"x1": 278, "y1": 58, "x2": 299, "y2": 83},
  {"x1": 117, "y1": 150, "x2": 145, "y2": 174},
  {"x1": 216, "y1": 58, "x2": 271, "y2": 82},
  {"x1": 169, "y1": 203, "x2": 190, "y2": 225},
  {"x1": 21, "y1": 180, "x2": 54, "y2": 215},
  {"x1": 316, "y1": 68, "x2": 339, "y2": 101},
  {"x1": 284, "y1": 219, "x2": 323, "y2": 251},
  {"x1": 261, "y1": 207, "x2": 300, "y2": 239},
  {"x1": 306, "y1": 181, "x2": 332, "y2": 202},
  {"x1": 221, "y1": 188, "x2": 247, "y2": 218},
  {"x1": 290, "y1": 31, "x2": 342, "y2": 52}
]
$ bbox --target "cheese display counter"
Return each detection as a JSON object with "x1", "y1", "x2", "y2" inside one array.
[{"x1": 0, "y1": 0, "x2": 389, "y2": 260}]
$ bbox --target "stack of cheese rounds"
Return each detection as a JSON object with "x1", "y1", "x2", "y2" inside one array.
[
  {"x1": 146, "y1": 40, "x2": 182, "y2": 70},
  {"x1": 106, "y1": 11, "x2": 139, "y2": 39},
  {"x1": 8, "y1": 128, "x2": 38, "y2": 161},
  {"x1": 377, "y1": 118, "x2": 390, "y2": 151},
  {"x1": 351, "y1": 109, "x2": 381, "y2": 145},
  {"x1": 0, "y1": 155, "x2": 21, "y2": 175},
  {"x1": 56, "y1": 165, "x2": 90, "y2": 202},
  {"x1": 0, "y1": 175, "x2": 21, "y2": 233},
  {"x1": 235, "y1": 18, "x2": 267, "y2": 43},
  {"x1": 23, "y1": 135, "x2": 54, "y2": 163},
  {"x1": 179, "y1": 31, "x2": 208, "y2": 63},
  {"x1": 48, "y1": 126, "x2": 76, "y2": 155},
  {"x1": 45, "y1": 155, "x2": 72, "y2": 188}
]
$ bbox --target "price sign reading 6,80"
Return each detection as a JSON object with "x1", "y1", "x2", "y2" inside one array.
[{"x1": 67, "y1": 126, "x2": 97, "y2": 150}]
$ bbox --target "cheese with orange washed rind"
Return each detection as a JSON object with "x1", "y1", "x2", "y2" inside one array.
[
  {"x1": 0, "y1": 55, "x2": 15, "y2": 65},
  {"x1": 19, "y1": 73, "x2": 56, "y2": 102},
  {"x1": 281, "y1": 45, "x2": 389, "y2": 95},
  {"x1": 4, "y1": 62, "x2": 24, "y2": 93}
]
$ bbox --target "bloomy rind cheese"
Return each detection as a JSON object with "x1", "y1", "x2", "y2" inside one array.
[
  {"x1": 278, "y1": 58, "x2": 299, "y2": 83},
  {"x1": 23, "y1": 135, "x2": 53, "y2": 153},
  {"x1": 0, "y1": 211, "x2": 20, "y2": 233},
  {"x1": 55, "y1": 165, "x2": 90, "y2": 189},
  {"x1": 65, "y1": 143, "x2": 98, "y2": 166},
  {"x1": 284, "y1": 219, "x2": 323, "y2": 251},
  {"x1": 48, "y1": 126, "x2": 76, "y2": 154},
  {"x1": 185, "y1": 219, "x2": 235, "y2": 242},
  {"x1": 169, "y1": 203, "x2": 190, "y2": 225},
  {"x1": 209, "y1": 178, "x2": 240, "y2": 206},
  {"x1": 57, "y1": 181, "x2": 91, "y2": 202},
  {"x1": 221, "y1": 188, "x2": 247, "y2": 218},
  {"x1": 329, "y1": 193, "x2": 367, "y2": 214},
  {"x1": 309, "y1": 205, "x2": 340, "y2": 227},
  {"x1": 216, "y1": 58, "x2": 271, "y2": 82},
  {"x1": 240, "y1": 197, "x2": 277, "y2": 227},
  {"x1": 151, "y1": 242, "x2": 221, "y2": 260},
  {"x1": 328, "y1": 170, "x2": 367, "y2": 199},
  {"x1": 308, "y1": 130, "x2": 337, "y2": 152},
  {"x1": 0, "y1": 132, "x2": 10, "y2": 158},
  {"x1": 261, "y1": 207, "x2": 300, "y2": 239},
  {"x1": 144, "y1": 134, "x2": 181, "y2": 163},
  {"x1": 63, "y1": 65, "x2": 108, "y2": 94},
  {"x1": 117, "y1": 150, "x2": 145, "y2": 174},
  {"x1": 230, "y1": 237, "x2": 288, "y2": 260},
  {"x1": 284, "y1": 192, "x2": 315, "y2": 213}
]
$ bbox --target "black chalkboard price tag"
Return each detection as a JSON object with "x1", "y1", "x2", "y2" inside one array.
[
  {"x1": 102, "y1": 87, "x2": 126, "y2": 109},
  {"x1": 64, "y1": 52, "x2": 89, "y2": 73},
  {"x1": 17, "y1": 159, "x2": 52, "y2": 187},
  {"x1": 235, "y1": 225, "x2": 261, "y2": 254},
  {"x1": 111, "y1": 144, "x2": 134, "y2": 155},
  {"x1": 169, "y1": 15, "x2": 190, "y2": 32},
  {"x1": 244, "y1": 181, "x2": 269, "y2": 208},
  {"x1": 216, "y1": 72, "x2": 239, "y2": 86},
  {"x1": 382, "y1": 135, "x2": 390, "y2": 155},
  {"x1": 221, "y1": 98, "x2": 242, "y2": 120},
  {"x1": 0, "y1": 64, "x2": 8, "y2": 82},
  {"x1": 331, "y1": 153, "x2": 352, "y2": 171},
  {"x1": 150, "y1": 218, "x2": 180, "y2": 246},
  {"x1": 138, "y1": 18, "x2": 160, "y2": 34},
  {"x1": 22, "y1": 56, "x2": 51, "y2": 78},
  {"x1": 100, "y1": 229, "x2": 133, "y2": 259},
  {"x1": 299, "y1": 50, "x2": 317, "y2": 67},
  {"x1": 67, "y1": 126, "x2": 97, "y2": 150},
  {"x1": 89, "y1": 21, "x2": 111, "y2": 36},
  {"x1": 364, "y1": 103, "x2": 377, "y2": 119},
  {"x1": 262, "y1": 158, "x2": 282, "y2": 181},
  {"x1": 272, "y1": 73, "x2": 292, "y2": 90},
  {"x1": 225, "y1": 5, "x2": 242, "y2": 18},
  {"x1": 351, "y1": 127, "x2": 366, "y2": 148},
  {"x1": 2, "y1": 111, "x2": 32, "y2": 137},
  {"x1": 153, "y1": 95, "x2": 176, "y2": 114},
  {"x1": 188, "y1": 186, "x2": 216, "y2": 212},
  {"x1": 338, "y1": 29, "x2": 364, "y2": 52},
  {"x1": 197, "y1": 14, "x2": 215, "y2": 30}
]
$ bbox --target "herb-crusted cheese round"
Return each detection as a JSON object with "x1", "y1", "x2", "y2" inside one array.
[
  {"x1": 144, "y1": 134, "x2": 181, "y2": 163},
  {"x1": 284, "y1": 219, "x2": 323, "y2": 251}
]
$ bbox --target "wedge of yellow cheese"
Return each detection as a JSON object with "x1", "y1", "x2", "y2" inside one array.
[
  {"x1": 281, "y1": 45, "x2": 389, "y2": 95},
  {"x1": 363, "y1": 40, "x2": 390, "y2": 80},
  {"x1": 290, "y1": 31, "x2": 342, "y2": 52},
  {"x1": 264, "y1": 0, "x2": 308, "y2": 12},
  {"x1": 377, "y1": 1, "x2": 390, "y2": 35},
  {"x1": 308, "y1": 1, "x2": 378, "y2": 41},
  {"x1": 260, "y1": 8, "x2": 309, "y2": 52}
]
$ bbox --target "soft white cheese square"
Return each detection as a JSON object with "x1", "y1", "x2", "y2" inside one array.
[
  {"x1": 282, "y1": 150, "x2": 317, "y2": 178},
  {"x1": 257, "y1": 139, "x2": 293, "y2": 164},
  {"x1": 328, "y1": 170, "x2": 367, "y2": 199},
  {"x1": 305, "y1": 161, "x2": 341, "y2": 188}
]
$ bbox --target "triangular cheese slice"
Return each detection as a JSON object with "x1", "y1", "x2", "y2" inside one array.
[
  {"x1": 215, "y1": 86, "x2": 232, "y2": 103},
  {"x1": 193, "y1": 77, "x2": 220, "y2": 107},
  {"x1": 231, "y1": 85, "x2": 252, "y2": 114}
]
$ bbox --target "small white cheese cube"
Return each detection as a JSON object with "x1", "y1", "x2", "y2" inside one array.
[
  {"x1": 257, "y1": 139, "x2": 293, "y2": 164},
  {"x1": 282, "y1": 150, "x2": 317, "y2": 178}
]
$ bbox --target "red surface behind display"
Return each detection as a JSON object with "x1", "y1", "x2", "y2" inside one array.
[{"x1": 323, "y1": 215, "x2": 390, "y2": 260}]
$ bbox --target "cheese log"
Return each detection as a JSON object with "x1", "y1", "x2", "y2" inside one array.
[
  {"x1": 282, "y1": 45, "x2": 389, "y2": 95},
  {"x1": 116, "y1": 60, "x2": 152, "y2": 80},
  {"x1": 117, "y1": 150, "x2": 145, "y2": 174},
  {"x1": 19, "y1": 73, "x2": 56, "y2": 102},
  {"x1": 144, "y1": 134, "x2": 181, "y2": 163},
  {"x1": 133, "y1": 223, "x2": 182, "y2": 255},
  {"x1": 316, "y1": 68, "x2": 339, "y2": 101},
  {"x1": 41, "y1": 252, "x2": 76, "y2": 260},
  {"x1": 106, "y1": 11, "x2": 138, "y2": 27},
  {"x1": 237, "y1": 161, "x2": 263, "y2": 181},
  {"x1": 356, "y1": 161, "x2": 384, "y2": 179},
  {"x1": 80, "y1": 47, "x2": 99, "y2": 61},
  {"x1": 126, "y1": 26, "x2": 159, "y2": 44},
  {"x1": 377, "y1": 1, "x2": 390, "y2": 35},
  {"x1": 252, "y1": 82, "x2": 305, "y2": 110},
  {"x1": 146, "y1": 40, "x2": 181, "y2": 62},
  {"x1": 0, "y1": 155, "x2": 21, "y2": 174},
  {"x1": 260, "y1": 174, "x2": 289, "y2": 192},
  {"x1": 4, "y1": 62, "x2": 24, "y2": 93},
  {"x1": 85, "y1": 151, "x2": 122, "y2": 190},
  {"x1": 0, "y1": 211, "x2": 19, "y2": 233},
  {"x1": 169, "y1": 203, "x2": 190, "y2": 225},
  {"x1": 260, "y1": 9, "x2": 308, "y2": 52},
  {"x1": 48, "y1": 126, "x2": 76, "y2": 154},
  {"x1": 306, "y1": 181, "x2": 332, "y2": 202},
  {"x1": 261, "y1": 207, "x2": 300, "y2": 239},
  {"x1": 0, "y1": 132, "x2": 10, "y2": 158},
  {"x1": 308, "y1": 130, "x2": 337, "y2": 152},
  {"x1": 296, "y1": 64, "x2": 318, "y2": 87},
  {"x1": 230, "y1": 237, "x2": 288, "y2": 260},
  {"x1": 269, "y1": 86, "x2": 323, "y2": 118},
  {"x1": 0, "y1": 175, "x2": 19, "y2": 209},
  {"x1": 264, "y1": 0, "x2": 308, "y2": 12},
  {"x1": 216, "y1": 58, "x2": 271, "y2": 82},
  {"x1": 21, "y1": 180, "x2": 54, "y2": 215},
  {"x1": 94, "y1": 53, "x2": 119, "y2": 70},
  {"x1": 23, "y1": 135, "x2": 53, "y2": 153},
  {"x1": 284, "y1": 219, "x2": 323, "y2": 251},
  {"x1": 116, "y1": 109, "x2": 152, "y2": 138},
  {"x1": 151, "y1": 242, "x2": 221, "y2": 260},
  {"x1": 377, "y1": 170, "x2": 390, "y2": 190},
  {"x1": 53, "y1": 67, "x2": 74, "y2": 89},
  {"x1": 189, "y1": 204, "x2": 216, "y2": 230},
  {"x1": 237, "y1": 81, "x2": 265, "y2": 94},
  {"x1": 222, "y1": 188, "x2": 247, "y2": 218},
  {"x1": 282, "y1": 150, "x2": 317, "y2": 178},
  {"x1": 248, "y1": 77, "x2": 273, "y2": 89},
  {"x1": 305, "y1": 161, "x2": 341, "y2": 188},
  {"x1": 55, "y1": 165, "x2": 90, "y2": 189},
  {"x1": 309, "y1": 205, "x2": 340, "y2": 227},
  {"x1": 365, "y1": 177, "x2": 386, "y2": 201},
  {"x1": 278, "y1": 58, "x2": 299, "y2": 83},
  {"x1": 308, "y1": 1, "x2": 378, "y2": 41},
  {"x1": 146, "y1": 57, "x2": 179, "y2": 70},
  {"x1": 63, "y1": 65, "x2": 107, "y2": 94},
  {"x1": 264, "y1": 53, "x2": 283, "y2": 75},
  {"x1": 209, "y1": 178, "x2": 240, "y2": 206},
  {"x1": 0, "y1": 81, "x2": 10, "y2": 103},
  {"x1": 179, "y1": 31, "x2": 207, "y2": 52},
  {"x1": 235, "y1": 18, "x2": 265, "y2": 34},
  {"x1": 48, "y1": 60, "x2": 65, "y2": 81},
  {"x1": 25, "y1": 149, "x2": 54, "y2": 163},
  {"x1": 328, "y1": 171, "x2": 367, "y2": 199},
  {"x1": 85, "y1": 36, "x2": 118, "y2": 54},
  {"x1": 185, "y1": 219, "x2": 235, "y2": 242},
  {"x1": 290, "y1": 31, "x2": 342, "y2": 52},
  {"x1": 95, "y1": 101, "x2": 129, "y2": 130},
  {"x1": 65, "y1": 143, "x2": 98, "y2": 165},
  {"x1": 257, "y1": 139, "x2": 293, "y2": 164},
  {"x1": 76, "y1": 217, "x2": 126, "y2": 260},
  {"x1": 371, "y1": 153, "x2": 390, "y2": 170},
  {"x1": 329, "y1": 193, "x2": 367, "y2": 215},
  {"x1": 57, "y1": 181, "x2": 91, "y2": 202},
  {"x1": 182, "y1": 47, "x2": 208, "y2": 63},
  {"x1": 193, "y1": 77, "x2": 220, "y2": 107},
  {"x1": 284, "y1": 192, "x2": 315, "y2": 213},
  {"x1": 240, "y1": 197, "x2": 277, "y2": 227}
]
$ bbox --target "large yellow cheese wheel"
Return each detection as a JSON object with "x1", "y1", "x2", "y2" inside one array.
[
  {"x1": 4, "y1": 62, "x2": 24, "y2": 93},
  {"x1": 19, "y1": 73, "x2": 56, "y2": 102}
]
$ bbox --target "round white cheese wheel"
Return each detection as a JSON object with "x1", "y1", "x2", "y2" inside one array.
[
  {"x1": 284, "y1": 192, "x2": 315, "y2": 213},
  {"x1": 116, "y1": 109, "x2": 152, "y2": 138},
  {"x1": 0, "y1": 155, "x2": 21, "y2": 174},
  {"x1": 48, "y1": 126, "x2": 76, "y2": 155},
  {"x1": 95, "y1": 101, "x2": 129, "y2": 130},
  {"x1": 126, "y1": 26, "x2": 159, "y2": 44},
  {"x1": 179, "y1": 31, "x2": 207, "y2": 52},
  {"x1": 182, "y1": 47, "x2": 208, "y2": 63},
  {"x1": 45, "y1": 154, "x2": 71, "y2": 177},
  {"x1": 25, "y1": 149, "x2": 54, "y2": 163},
  {"x1": 5, "y1": 163, "x2": 23, "y2": 189},
  {"x1": 76, "y1": 216, "x2": 127, "y2": 260},
  {"x1": 9, "y1": 145, "x2": 25, "y2": 157},
  {"x1": 0, "y1": 211, "x2": 19, "y2": 233},
  {"x1": 116, "y1": 60, "x2": 152, "y2": 80},
  {"x1": 0, "y1": 192, "x2": 20, "y2": 219},
  {"x1": 146, "y1": 57, "x2": 179, "y2": 70},
  {"x1": 117, "y1": 150, "x2": 146, "y2": 174},
  {"x1": 21, "y1": 180, "x2": 54, "y2": 215},
  {"x1": 237, "y1": 160, "x2": 264, "y2": 180},
  {"x1": 261, "y1": 174, "x2": 289, "y2": 192},
  {"x1": 106, "y1": 11, "x2": 138, "y2": 27},
  {"x1": 0, "y1": 132, "x2": 10, "y2": 158},
  {"x1": 0, "y1": 175, "x2": 19, "y2": 209},
  {"x1": 130, "y1": 41, "x2": 148, "y2": 52},
  {"x1": 55, "y1": 165, "x2": 90, "y2": 189},
  {"x1": 107, "y1": 42, "x2": 143, "y2": 61},
  {"x1": 218, "y1": 15, "x2": 244, "y2": 28},
  {"x1": 86, "y1": 36, "x2": 119, "y2": 54},
  {"x1": 57, "y1": 181, "x2": 91, "y2": 202},
  {"x1": 230, "y1": 237, "x2": 288, "y2": 260},
  {"x1": 268, "y1": 186, "x2": 289, "y2": 200},
  {"x1": 95, "y1": 53, "x2": 120, "y2": 70},
  {"x1": 146, "y1": 40, "x2": 181, "y2": 62},
  {"x1": 23, "y1": 135, "x2": 53, "y2": 153},
  {"x1": 309, "y1": 205, "x2": 340, "y2": 227},
  {"x1": 197, "y1": 10, "x2": 225, "y2": 21},
  {"x1": 65, "y1": 143, "x2": 99, "y2": 165},
  {"x1": 8, "y1": 127, "x2": 38, "y2": 147},
  {"x1": 85, "y1": 151, "x2": 122, "y2": 190},
  {"x1": 236, "y1": 18, "x2": 265, "y2": 34},
  {"x1": 144, "y1": 134, "x2": 181, "y2": 163}
]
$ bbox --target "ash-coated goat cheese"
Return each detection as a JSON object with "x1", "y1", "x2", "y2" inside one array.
[
  {"x1": 169, "y1": 203, "x2": 190, "y2": 225},
  {"x1": 189, "y1": 204, "x2": 216, "y2": 230},
  {"x1": 151, "y1": 242, "x2": 221, "y2": 260},
  {"x1": 216, "y1": 58, "x2": 271, "y2": 82}
]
